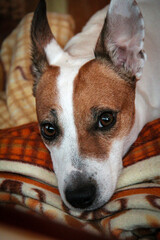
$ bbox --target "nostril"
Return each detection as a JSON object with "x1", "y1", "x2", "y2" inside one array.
[{"x1": 65, "y1": 183, "x2": 96, "y2": 209}]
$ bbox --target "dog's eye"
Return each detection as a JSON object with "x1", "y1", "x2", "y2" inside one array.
[
  {"x1": 41, "y1": 123, "x2": 57, "y2": 141},
  {"x1": 97, "y1": 112, "x2": 116, "y2": 130}
]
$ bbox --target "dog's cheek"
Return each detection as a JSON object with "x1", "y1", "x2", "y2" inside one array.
[
  {"x1": 116, "y1": 87, "x2": 135, "y2": 139},
  {"x1": 84, "y1": 139, "x2": 124, "y2": 204},
  {"x1": 120, "y1": 105, "x2": 135, "y2": 138}
]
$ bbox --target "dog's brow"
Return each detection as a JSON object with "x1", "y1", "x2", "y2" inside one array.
[
  {"x1": 91, "y1": 107, "x2": 119, "y2": 118},
  {"x1": 49, "y1": 109, "x2": 59, "y2": 122},
  {"x1": 50, "y1": 109, "x2": 57, "y2": 117},
  {"x1": 50, "y1": 108, "x2": 59, "y2": 120}
]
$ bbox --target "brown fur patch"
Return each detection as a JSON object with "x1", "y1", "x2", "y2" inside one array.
[
  {"x1": 35, "y1": 66, "x2": 60, "y2": 123},
  {"x1": 73, "y1": 59, "x2": 135, "y2": 159}
]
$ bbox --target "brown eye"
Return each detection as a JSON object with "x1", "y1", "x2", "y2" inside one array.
[
  {"x1": 41, "y1": 123, "x2": 57, "y2": 141},
  {"x1": 98, "y1": 112, "x2": 116, "y2": 130}
]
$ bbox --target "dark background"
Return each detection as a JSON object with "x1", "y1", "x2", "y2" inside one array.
[{"x1": 0, "y1": 0, "x2": 110, "y2": 47}]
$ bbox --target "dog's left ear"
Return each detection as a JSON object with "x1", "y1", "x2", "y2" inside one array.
[
  {"x1": 31, "y1": 0, "x2": 63, "y2": 95},
  {"x1": 95, "y1": 0, "x2": 146, "y2": 80}
]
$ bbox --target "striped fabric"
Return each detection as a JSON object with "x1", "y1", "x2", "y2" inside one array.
[
  {"x1": 123, "y1": 119, "x2": 160, "y2": 167},
  {"x1": 0, "y1": 118, "x2": 160, "y2": 239}
]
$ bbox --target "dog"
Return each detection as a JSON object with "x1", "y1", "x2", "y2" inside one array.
[{"x1": 31, "y1": 0, "x2": 160, "y2": 211}]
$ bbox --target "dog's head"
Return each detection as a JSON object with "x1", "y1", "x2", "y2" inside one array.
[{"x1": 31, "y1": 0, "x2": 146, "y2": 211}]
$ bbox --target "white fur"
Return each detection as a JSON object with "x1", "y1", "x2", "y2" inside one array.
[{"x1": 45, "y1": 38, "x2": 64, "y2": 64}]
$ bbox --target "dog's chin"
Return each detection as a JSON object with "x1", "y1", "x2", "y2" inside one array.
[{"x1": 62, "y1": 197, "x2": 109, "y2": 213}]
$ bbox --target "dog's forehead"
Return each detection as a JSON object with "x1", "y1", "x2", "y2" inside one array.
[
  {"x1": 36, "y1": 54, "x2": 89, "y2": 121},
  {"x1": 54, "y1": 57, "x2": 132, "y2": 125},
  {"x1": 55, "y1": 54, "x2": 91, "y2": 116},
  {"x1": 73, "y1": 59, "x2": 134, "y2": 110},
  {"x1": 36, "y1": 56, "x2": 134, "y2": 121}
]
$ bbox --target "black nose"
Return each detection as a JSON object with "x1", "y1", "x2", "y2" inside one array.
[{"x1": 65, "y1": 183, "x2": 96, "y2": 209}]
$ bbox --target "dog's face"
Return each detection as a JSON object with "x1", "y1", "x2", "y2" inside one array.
[
  {"x1": 31, "y1": 0, "x2": 146, "y2": 211},
  {"x1": 35, "y1": 58, "x2": 135, "y2": 210}
]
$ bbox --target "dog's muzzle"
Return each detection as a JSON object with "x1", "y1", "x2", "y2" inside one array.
[{"x1": 64, "y1": 172, "x2": 97, "y2": 209}]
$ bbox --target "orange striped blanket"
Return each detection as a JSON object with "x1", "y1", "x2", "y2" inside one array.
[{"x1": 0, "y1": 118, "x2": 160, "y2": 239}]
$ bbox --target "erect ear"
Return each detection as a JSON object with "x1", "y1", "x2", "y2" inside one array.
[
  {"x1": 95, "y1": 0, "x2": 146, "y2": 81},
  {"x1": 31, "y1": 0, "x2": 63, "y2": 95}
]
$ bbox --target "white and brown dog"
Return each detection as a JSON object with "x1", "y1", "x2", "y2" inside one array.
[{"x1": 31, "y1": 0, "x2": 160, "y2": 211}]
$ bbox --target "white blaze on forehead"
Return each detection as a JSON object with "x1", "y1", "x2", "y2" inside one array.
[
  {"x1": 56, "y1": 55, "x2": 91, "y2": 148},
  {"x1": 57, "y1": 63, "x2": 78, "y2": 150},
  {"x1": 46, "y1": 50, "x2": 91, "y2": 178}
]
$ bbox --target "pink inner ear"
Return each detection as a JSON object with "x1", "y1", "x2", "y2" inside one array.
[
  {"x1": 115, "y1": 47, "x2": 127, "y2": 67},
  {"x1": 105, "y1": 0, "x2": 146, "y2": 78}
]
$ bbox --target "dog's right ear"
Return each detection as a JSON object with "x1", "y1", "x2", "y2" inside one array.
[
  {"x1": 31, "y1": 0, "x2": 63, "y2": 95},
  {"x1": 95, "y1": 0, "x2": 146, "y2": 81}
]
